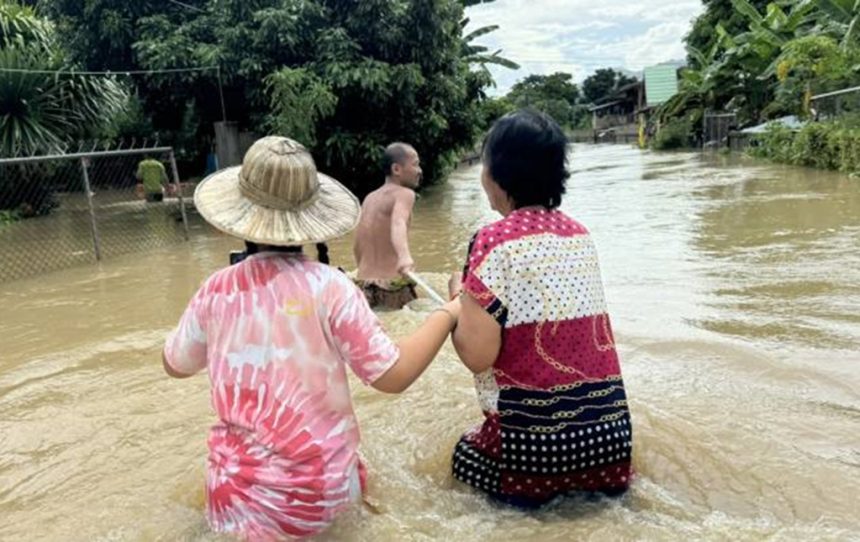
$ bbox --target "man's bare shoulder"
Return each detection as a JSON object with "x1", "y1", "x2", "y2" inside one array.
[
  {"x1": 363, "y1": 184, "x2": 414, "y2": 208},
  {"x1": 391, "y1": 185, "x2": 416, "y2": 204}
]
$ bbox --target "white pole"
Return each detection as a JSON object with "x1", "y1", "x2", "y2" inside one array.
[
  {"x1": 79, "y1": 157, "x2": 102, "y2": 261},
  {"x1": 403, "y1": 271, "x2": 446, "y2": 305}
]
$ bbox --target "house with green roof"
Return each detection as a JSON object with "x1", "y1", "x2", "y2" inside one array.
[{"x1": 589, "y1": 63, "x2": 680, "y2": 142}]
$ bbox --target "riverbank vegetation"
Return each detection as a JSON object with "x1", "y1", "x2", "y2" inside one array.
[
  {"x1": 749, "y1": 118, "x2": 860, "y2": 173},
  {"x1": 653, "y1": 0, "x2": 860, "y2": 168},
  {"x1": 2, "y1": 0, "x2": 652, "y2": 209}
]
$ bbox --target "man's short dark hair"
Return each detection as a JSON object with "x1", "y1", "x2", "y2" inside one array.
[
  {"x1": 481, "y1": 109, "x2": 569, "y2": 209},
  {"x1": 382, "y1": 142, "x2": 414, "y2": 176}
]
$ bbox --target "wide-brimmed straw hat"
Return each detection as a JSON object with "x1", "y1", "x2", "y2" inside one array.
[{"x1": 194, "y1": 136, "x2": 360, "y2": 245}]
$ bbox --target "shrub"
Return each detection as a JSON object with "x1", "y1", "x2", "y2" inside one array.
[
  {"x1": 0, "y1": 163, "x2": 60, "y2": 216},
  {"x1": 652, "y1": 118, "x2": 694, "y2": 150},
  {"x1": 791, "y1": 122, "x2": 837, "y2": 169},
  {"x1": 748, "y1": 120, "x2": 860, "y2": 174}
]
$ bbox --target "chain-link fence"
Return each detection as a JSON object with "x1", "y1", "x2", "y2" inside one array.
[{"x1": 0, "y1": 146, "x2": 192, "y2": 283}]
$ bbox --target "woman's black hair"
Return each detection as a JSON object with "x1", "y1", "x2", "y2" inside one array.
[
  {"x1": 481, "y1": 109, "x2": 570, "y2": 209},
  {"x1": 245, "y1": 241, "x2": 300, "y2": 254},
  {"x1": 243, "y1": 241, "x2": 330, "y2": 265},
  {"x1": 315, "y1": 243, "x2": 330, "y2": 265}
]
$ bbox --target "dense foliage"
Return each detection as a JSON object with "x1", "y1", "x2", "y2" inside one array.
[
  {"x1": 0, "y1": 2, "x2": 129, "y2": 215},
  {"x1": 655, "y1": 0, "x2": 860, "y2": 148},
  {"x1": 749, "y1": 118, "x2": 860, "y2": 173},
  {"x1": 43, "y1": 0, "x2": 514, "y2": 195},
  {"x1": 505, "y1": 73, "x2": 590, "y2": 129},
  {"x1": 488, "y1": 68, "x2": 637, "y2": 131},
  {"x1": 0, "y1": 2, "x2": 126, "y2": 157},
  {"x1": 581, "y1": 68, "x2": 637, "y2": 105}
]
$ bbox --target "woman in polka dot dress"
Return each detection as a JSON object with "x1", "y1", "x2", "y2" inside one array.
[{"x1": 449, "y1": 110, "x2": 633, "y2": 508}]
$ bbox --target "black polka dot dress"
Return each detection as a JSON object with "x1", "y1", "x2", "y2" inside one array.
[{"x1": 452, "y1": 208, "x2": 633, "y2": 508}]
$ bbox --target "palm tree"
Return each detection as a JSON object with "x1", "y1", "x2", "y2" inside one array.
[
  {"x1": 0, "y1": 1, "x2": 52, "y2": 49},
  {"x1": 0, "y1": 3, "x2": 127, "y2": 157}
]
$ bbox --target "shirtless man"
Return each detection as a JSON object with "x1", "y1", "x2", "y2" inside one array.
[{"x1": 353, "y1": 142, "x2": 422, "y2": 309}]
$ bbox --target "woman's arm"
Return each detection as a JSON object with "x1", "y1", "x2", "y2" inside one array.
[
  {"x1": 162, "y1": 287, "x2": 208, "y2": 379},
  {"x1": 162, "y1": 349, "x2": 197, "y2": 378},
  {"x1": 371, "y1": 299, "x2": 461, "y2": 393},
  {"x1": 451, "y1": 292, "x2": 502, "y2": 374}
]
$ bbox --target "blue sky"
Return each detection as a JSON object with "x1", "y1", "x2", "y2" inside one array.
[{"x1": 464, "y1": 0, "x2": 704, "y2": 94}]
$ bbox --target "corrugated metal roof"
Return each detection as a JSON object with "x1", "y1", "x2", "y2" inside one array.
[
  {"x1": 588, "y1": 100, "x2": 623, "y2": 112},
  {"x1": 740, "y1": 115, "x2": 806, "y2": 134},
  {"x1": 644, "y1": 65, "x2": 678, "y2": 106}
]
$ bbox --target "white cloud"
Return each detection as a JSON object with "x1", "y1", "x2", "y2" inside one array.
[
  {"x1": 623, "y1": 20, "x2": 695, "y2": 70},
  {"x1": 465, "y1": 0, "x2": 704, "y2": 94}
]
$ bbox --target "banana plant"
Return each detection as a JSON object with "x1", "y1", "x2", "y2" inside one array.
[
  {"x1": 729, "y1": 0, "x2": 815, "y2": 78},
  {"x1": 460, "y1": 17, "x2": 520, "y2": 70},
  {"x1": 656, "y1": 30, "x2": 733, "y2": 123},
  {"x1": 809, "y1": 0, "x2": 860, "y2": 49}
]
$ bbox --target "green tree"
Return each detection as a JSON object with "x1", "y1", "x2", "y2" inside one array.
[
  {"x1": 507, "y1": 72, "x2": 586, "y2": 128},
  {"x1": 0, "y1": 2, "x2": 128, "y2": 217},
  {"x1": 477, "y1": 96, "x2": 515, "y2": 130},
  {"x1": 654, "y1": 40, "x2": 727, "y2": 132},
  {"x1": 581, "y1": 68, "x2": 636, "y2": 104},
  {"x1": 655, "y1": 0, "x2": 860, "y2": 155},
  {"x1": 48, "y1": 0, "x2": 510, "y2": 194},
  {"x1": 665, "y1": 0, "x2": 820, "y2": 127},
  {"x1": 45, "y1": 0, "x2": 178, "y2": 71},
  {"x1": 723, "y1": 0, "x2": 817, "y2": 121},
  {"x1": 769, "y1": 34, "x2": 860, "y2": 117},
  {"x1": 685, "y1": 0, "x2": 771, "y2": 60},
  {"x1": 808, "y1": 0, "x2": 860, "y2": 49}
]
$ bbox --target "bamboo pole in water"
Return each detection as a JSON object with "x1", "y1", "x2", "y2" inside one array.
[{"x1": 403, "y1": 271, "x2": 446, "y2": 305}]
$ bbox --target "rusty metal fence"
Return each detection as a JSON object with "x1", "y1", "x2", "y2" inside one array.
[
  {"x1": 703, "y1": 111, "x2": 737, "y2": 149},
  {"x1": 0, "y1": 146, "x2": 192, "y2": 283}
]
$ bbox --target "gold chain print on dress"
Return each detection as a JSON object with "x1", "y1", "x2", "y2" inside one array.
[
  {"x1": 527, "y1": 266, "x2": 590, "y2": 378},
  {"x1": 500, "y1": 411, "x2": 628, "y2": 433},
  {"x1": 453, "y1": 215, "x2": 634, "y2": 509},
  {"x1": 494, "y1": 370, "x2": 623, "y2": 392},
  {"x1": 498, "y1": 400, "x2": 628, "y2": 420},
  {"x1": 592, "y1": 313, "x2": 616, "y2": 352},
  {"x1": 506, "y1": 385, "x2": 625, "y2": 407}
]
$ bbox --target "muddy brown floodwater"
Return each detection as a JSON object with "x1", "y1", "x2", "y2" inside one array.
[{"x1": 1, "y1": 144, "x2": 858, "y2": 541}]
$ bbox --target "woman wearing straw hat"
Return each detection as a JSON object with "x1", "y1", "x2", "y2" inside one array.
[{"x1": 162, "y1": 136, "x2": 461, "y2": 540}]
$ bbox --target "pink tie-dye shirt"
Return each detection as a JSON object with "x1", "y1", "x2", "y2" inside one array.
[{"x1": 164, "y1": 252, "x2": 399, "y2": 540}]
